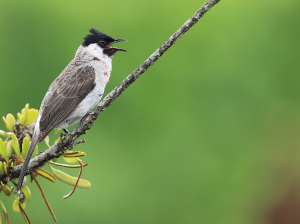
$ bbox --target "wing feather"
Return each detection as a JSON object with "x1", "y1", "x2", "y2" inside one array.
[{"x1": 38, "y1": 65, "x2": 95, "y2": 141}]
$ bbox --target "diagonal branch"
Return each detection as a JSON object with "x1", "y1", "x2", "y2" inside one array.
[{"x1": 3, "y1": 0, "x2": 221, "y2": 183}]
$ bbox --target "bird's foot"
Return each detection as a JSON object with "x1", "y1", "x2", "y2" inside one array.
[{"x1": 60, "y1": 128, "x2": 69, "y2": 139}]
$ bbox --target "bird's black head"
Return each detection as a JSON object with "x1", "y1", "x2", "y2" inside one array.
[{"x1": 82, "y1": 28, "x2": 126, "y2": 57}]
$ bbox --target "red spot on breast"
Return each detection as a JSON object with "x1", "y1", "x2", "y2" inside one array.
[{"x1": 104, "y1": 71, "x2": 108, "y2": 77}]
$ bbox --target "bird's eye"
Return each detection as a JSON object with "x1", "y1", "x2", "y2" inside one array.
[{"x1": 100, "y1": 40, "x2": 106, "y2": 45}]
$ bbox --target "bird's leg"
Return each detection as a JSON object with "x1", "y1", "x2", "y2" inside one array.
[{"x1": 60, "y1": 128, "x2": 69, "y2": 139}]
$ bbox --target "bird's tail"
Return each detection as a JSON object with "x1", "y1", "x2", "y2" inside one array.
[{"x1": 17, "y1": 133, "x2": 39, "y2": 195}]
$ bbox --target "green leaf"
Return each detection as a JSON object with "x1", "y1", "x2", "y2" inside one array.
[
  {"x1": 52, "y1": 157, "x2": 60, "y2": 162},
  {"x1": 24, "y1": 109, "x2": 38, "y2": 126},
  {"x1": 44, "y1": 136, "x2": 50, "y2": 148},
  {"x1": 0, "y1": 130, "x2": 8, "y2": 138},
  {"x1": 12, "y1": 197, "x2": 26, "y2": 213},
  {"x1": 35, "y1": 168, "x2": 56, "y2": 182},
  {"x1": 17, "y1": 112, "x2": 21, "y2": 120},
  {"x1": 2, "y1": 114, "x2": 16, "y2": 131},
  {"x1": 2, "y1": 163, "x2": 7, "y2": 175},
  {"x1": 1, "y1": 182, "x2": 11, "y2": 196},
  {"x1": 21, "y1": 186, "x2": 31, "y2": 202},
  {"x1": 0, "y1": 162, "x2": 4, "y2": 175},
  {"x1": 0, "y1": 200, "x2": 9, "y2": 224},
  {"x1": 19, "y1": 113, "x2": 26, "y2": 125},
  {"x1": 20, "y1": 176, "x2": 27, "y2": 188},
  {"x1": 19, "y1": 104, "x2": 29, "y2": 125},
  {"x1": 62, "y1": 156, "x2": 78, "y2": 164},
  {"x1": 22, "y1": 137, "x2": 30, "y2": 158},
  {"x1": 49, "y1": 165, "x2": 91, "y2": 188},
  {"x1": 50, "y1": 161, "x2": 88, "y2": 168},
  {"x1": 63, "y1": 151, "x2": 86, "y2": 157},
  {"x1": 6, "y1": 141, "x2": 12, "y2": 160},
  {"x1": 11, "y1": 133, "x2": 20, "y2": 157},
  {"x1": 0, "y1": 139, "x2": 8, "y2": 162}
]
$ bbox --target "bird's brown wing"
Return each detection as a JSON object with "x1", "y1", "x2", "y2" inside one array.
[{"x1": 38, "y1": 65, "x2": 96, "y2": 141}]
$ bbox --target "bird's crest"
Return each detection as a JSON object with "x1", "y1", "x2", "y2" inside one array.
[{"x1": 82, "y1": 28, "x2": 114, "y2": 46}]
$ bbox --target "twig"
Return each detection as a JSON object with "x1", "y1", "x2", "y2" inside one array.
[
  {"x1": 74, "y1": 139, "x2": 86, "y2": 146},
  {"x1": 3, "y1": 0, "x2": 221, "y2": 183},
  {"x1": 63, "y1": 158, "x2": 84, "y2": 199},
  {"x1": 31, "y1": 173, "x2": 57, "y2": 222}
]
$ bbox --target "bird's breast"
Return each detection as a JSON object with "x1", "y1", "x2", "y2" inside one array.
[{"x1": 71, "y1": 60, "x2": 111, "y2": 115}]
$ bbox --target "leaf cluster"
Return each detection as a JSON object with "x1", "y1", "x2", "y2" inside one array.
[{"x1": 0, "y1": 104, "x2": 91, "y2": 224}]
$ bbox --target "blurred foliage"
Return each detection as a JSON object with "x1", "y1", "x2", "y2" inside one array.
[
  {"x1": 0, "y1": 0, "x2": 300, "y2": 223},
  {"x1": 0, "y1": 105, "x2": 90, "y2": 223}
]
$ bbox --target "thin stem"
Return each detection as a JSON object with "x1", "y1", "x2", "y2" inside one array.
[
  {"x1": 31, "y1": 174, "x2": 57, "y2": 222},
  {"x1": 63, "y1": 158, "x2": 84, "y2": 199}
]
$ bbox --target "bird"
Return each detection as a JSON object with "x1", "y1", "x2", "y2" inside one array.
[{"x1": 17, "y1": 28, "x2": 126, "y2": 202}]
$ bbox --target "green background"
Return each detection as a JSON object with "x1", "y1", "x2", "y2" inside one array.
[{"x1": 1, "y1": 0, "x2": 300, "y2": 223}]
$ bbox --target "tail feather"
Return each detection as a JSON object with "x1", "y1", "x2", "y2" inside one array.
[{"x1": 17, "y1": 133, "x2": 39, "y2": 193}]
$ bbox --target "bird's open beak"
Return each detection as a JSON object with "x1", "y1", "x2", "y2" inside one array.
[{"x1": 107, "y1": 39, "x2": 127, "y2": 52}]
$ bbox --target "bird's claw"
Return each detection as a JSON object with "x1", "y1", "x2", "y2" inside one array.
[{"x1": 60, "y1": 128, "x2": 69, "y2": 139}]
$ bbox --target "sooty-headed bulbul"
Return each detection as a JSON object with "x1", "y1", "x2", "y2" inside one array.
[{"x1": 17, "y1": 28, "x2": 126, "y2": 202}]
